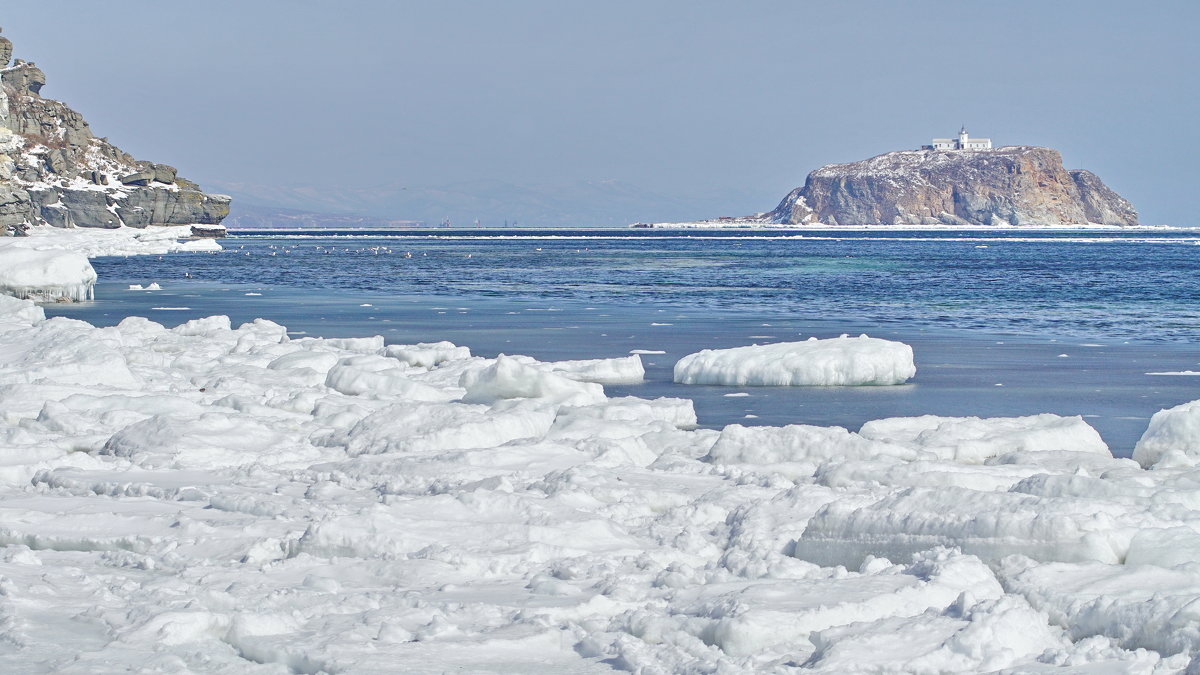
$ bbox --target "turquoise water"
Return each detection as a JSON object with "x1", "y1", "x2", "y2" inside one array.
[{"x1": 44, "y1": 228, "x2": 1200, "y2": 455}]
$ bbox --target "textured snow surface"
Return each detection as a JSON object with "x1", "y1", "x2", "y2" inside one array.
[
  {"x1": 674, "y1": 335, "x2": 916, "y2": 386},
  {"x1": 0, "y1": 295, "x2": 1199, "y2": 672}
]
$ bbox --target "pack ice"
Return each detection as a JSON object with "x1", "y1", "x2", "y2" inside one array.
[
  {"x1": 1, "y1": 250, "x2": 1200, "y2": 671},
  {"x1": 674, "y1": 335, "x2": 916, "y2": 386}
]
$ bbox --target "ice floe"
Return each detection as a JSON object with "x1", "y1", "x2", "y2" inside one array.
[{"x1": 674, "y1": 334, "x2": 916, "y2": 386}]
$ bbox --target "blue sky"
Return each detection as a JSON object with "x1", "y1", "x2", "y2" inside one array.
[{"x1": 4, "y1": 1, "x2": 1196, "y2": 224}]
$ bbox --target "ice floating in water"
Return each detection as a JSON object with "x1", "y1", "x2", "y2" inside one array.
[
  {"x1": 0, "y1": 245, "x2": 95, "y2": 301},
  {"x1": 1133, "y1": 399, "x2": 1200, "y2": 468},
  {"x1": 674, "y1": 334, "x2": 916, "y2": 386}
]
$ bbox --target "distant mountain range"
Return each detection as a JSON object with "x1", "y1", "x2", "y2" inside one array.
[{"x1": 208, "y1": 178, "x2": 768, "y2": 229}]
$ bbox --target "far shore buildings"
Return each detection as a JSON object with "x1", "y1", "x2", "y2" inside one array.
[{"x1": 922, "y1": 126, "x2": 992, "y2": 151}]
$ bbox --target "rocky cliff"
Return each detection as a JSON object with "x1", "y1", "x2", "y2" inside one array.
[
  {"x1": 767, "y1": 146, "x2": 1137, "y2": 226},
  {"x1": 0, "y1": 27, "x2": 229, "y2": 233}
]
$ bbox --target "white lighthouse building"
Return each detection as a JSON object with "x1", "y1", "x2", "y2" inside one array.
[{"x1": 923, "y1": 126, "x2": 992, "y2": 151}]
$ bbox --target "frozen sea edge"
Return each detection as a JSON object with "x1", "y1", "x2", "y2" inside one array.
[{"x1": 2, "y1": 227, "x2": 1200, "y2": 671}]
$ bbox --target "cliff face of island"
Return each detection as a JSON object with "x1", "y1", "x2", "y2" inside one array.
[
  {"x1": 767, "y1": 146, "x2": 1138, "y2": 227},
  {"x1": 0, "y1": 28, "x2": 229, "y2": 233}
]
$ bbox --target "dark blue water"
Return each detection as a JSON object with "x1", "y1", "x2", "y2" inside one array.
[
  {"x1": 95, "y1": 228, "x2": 1200, "y2": 342},
  {"x1": 44, "y1": 228, "x2": 1200, "y2": 456}
]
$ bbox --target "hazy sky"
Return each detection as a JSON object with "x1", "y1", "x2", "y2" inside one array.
[{"x1": 4, "y1": 1, "x2": 1197, "y2": 224}]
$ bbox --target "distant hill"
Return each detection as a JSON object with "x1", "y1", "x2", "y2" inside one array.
[{"x1": 207, "y1": 178, "x2": 767, "y2": 229}]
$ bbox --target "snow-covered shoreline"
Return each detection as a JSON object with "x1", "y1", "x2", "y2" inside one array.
[
  {"x1": 0, "y1": 225, "x2": 219, "y2": 300},
  {"x1": 3, "y1": 226, "x2": 1200, "y2": 670}
]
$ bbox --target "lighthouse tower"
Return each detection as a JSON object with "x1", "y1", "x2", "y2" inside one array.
[{"x1": 958, "y1": 125, "x2": 970, "y2": 147}]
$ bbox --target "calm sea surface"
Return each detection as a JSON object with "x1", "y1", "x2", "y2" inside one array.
[{"x1": 45, "y1": 228, "x2": 1200, "y2": 455}]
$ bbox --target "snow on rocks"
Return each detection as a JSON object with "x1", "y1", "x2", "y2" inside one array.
[
  {"x1": 2, "y1": 294, "x2": 1200, "y2": 671},
  {"x1": 673, "y1": 334, "x2": 916, "y2": 386}
]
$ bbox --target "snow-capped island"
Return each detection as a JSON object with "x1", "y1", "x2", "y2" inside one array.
[{"x1": 635, "y1": 128, "x2": 1139, "y2": 229}]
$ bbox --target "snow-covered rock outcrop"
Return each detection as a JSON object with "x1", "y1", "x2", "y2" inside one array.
[
  {"x1": 767, "y1": 146, "x2": 1138, "y2": 227},
  {"x1": 0, "y1": 27, "x2": 229, "y2": 233}
]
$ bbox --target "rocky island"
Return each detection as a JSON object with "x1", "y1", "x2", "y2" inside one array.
[
  {"x1": 0, "y1": 27, "x2": 229, "y2": 234},
  {"x1": 642, "y1": 129, "x2": 1139, "y2": 228}
]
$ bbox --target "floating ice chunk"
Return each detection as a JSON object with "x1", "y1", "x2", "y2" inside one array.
[
  {"x1": 294, "y1": 335, "x2": 384, "y2": 354},
  {"x1": 332, "y1": 401, "x2": 556, "y2": 456},
  {"x1": 172, "y1": 315, "x2": 231, "y2": 337},
  {"x1": 266, "y1": 350, "x2": 341, "y2": 374},
  {"x1": 805, "y1": 593, "x2": 1066, "y2": 673},
  {"x1": 325, "y1": 355, "x2": 457, "y2": 402},
  {"x1": 1124, "y1": 526, "x2": 1200, "y2": 569},
  {"x1": 554, "y1": 396, "x2": 697, "y2": 430},
  {"x1": 100, "y1": 412, "x2": 304, "y2": 470},
  {"x1": 674, "y1": 335, "x2": 915, "y2": 386},
  {"x1": 0, "y1": 245, "x2": 95, "y2": 301},
  {"x1": 795, "y1": 485, "x2": 1132, "y2": 569},
  {"x1": 460, "y1": 355, "x2": 605, "y2": 405},
  {"x1": 536, "y1": 354, "x2": 644, "y2": 385},
  {"x1": 385, "y1": 341, "x2": 471, "y2": 368},
  {"x1": 1001, "y1": 555, "x2": 1200, "y2": 656},
  {"x1": 0, "y1": 317, "x2": 139, "y2": 388},
  {"x1": 859, "y1": 414, "x2": 1110, "y2": 463},
  {"x1": 1133, "y1": 399, "x2": 1200, "y2": 469},
  {"x1": 706, "y1": 423, "x2": 916, "y2": 478},
  {"x1": 0, "y1": 294, "x2": 46, "y2": 331}
]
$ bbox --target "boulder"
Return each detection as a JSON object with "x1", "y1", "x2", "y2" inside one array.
[
  {"x1": 1, "y1": 60, "x2": 46, "y2": 96},
  {"x1": 29, "y1": 188, "x2": 120, "y2": 229},
  {"x1": 115, "y1": 187, "x2": 231, "y2": 227},
  {"x1": 0, "y1": 184, "x2": 31, "y2": 228},
  {"x1": 152, "y1": 164, "x2": 177, "y2": 184},
  {"x1": 118, "y1": 170, "x2": 154, "y2": 186}
]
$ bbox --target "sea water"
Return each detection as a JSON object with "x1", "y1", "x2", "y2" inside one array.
[{"x1": 44, "y1": 228, "x2": 1200, "y2": 456}]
